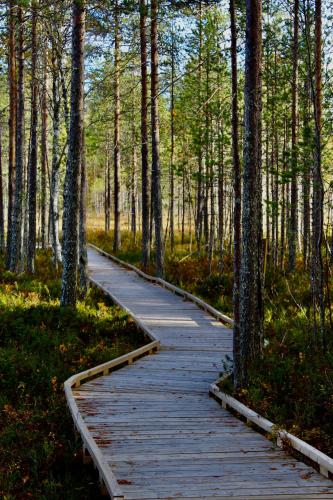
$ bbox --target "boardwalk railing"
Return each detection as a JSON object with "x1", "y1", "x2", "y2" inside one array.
[
  {"x1": 65, "y1": 340, "x2": 160, "y2": 499},
  {"x1": 210, "y1": 380, "x2": 333, "y2": 479},
  {"x1": 65, "y1": 244, "x2": 333, "y2": 498}
]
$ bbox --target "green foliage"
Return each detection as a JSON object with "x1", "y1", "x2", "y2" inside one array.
[
  {"x1": 0, "y1": 251, "x2": 145, "y2": 499},
  {"x1": 223, "y1": 264, "x2": 333, "y2": 458}
]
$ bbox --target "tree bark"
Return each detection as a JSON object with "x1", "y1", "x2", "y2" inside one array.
[
  {"x1": 288, "y1": 0, "x2": 299, "y2": 271},
  {"x1": 140, "y1": 0, "x2": 150, "y2": 270},
  {"x1": 230, "y1": 0, "x2": 242, "y2": 388},
  {"x1": 61, "y1": 0, "x2": 85, "y2": 307},
  {"x1": 169, "y1": 26, "x2": 175, "y2": 252},
  {"x1": 0, "y1": 123, "x2": 4, "y2": 254},
  {"x1": 9, "y1": 5, "x2": 25, "y2": 272},
  {"x1": 302, "y1": 78, "x2": 311, "y2": 268},
  {"x1": 79, "y1": 128, "x2": 88, "y2": 293},
  {"x1": 27, "y1": 0, "x2": 39, "y2": 273},
  {"x1": 50, "y1": 49, "x2": 62, "y2": 265},
  {"x1": 239, "y1": 0, "x2": 263, "y2": 387},
  {"x1": 195, "y1": 1, "x2": 203, "y2": 253},
  {"x1": 311, "y1": 0, "x2": 325, "y2": 348},
  {"x1": 113, "y1": 0, "x2": 121, "y2": 252},
  {"x1": 151, "y1": 0, "x2": 164, "y2": 276},
  {"x1": 131, "y1": 113, "x2": 137, "y2": 241},
  {"x1": 6, "y1": 0, "x2": 16, "y2": 267},
  {"x1": 40, "y1": 47, "x2": 48, "y2": 250},
  {"x1": 104, "y1": 137, "x2": 111, "y2": 232}
]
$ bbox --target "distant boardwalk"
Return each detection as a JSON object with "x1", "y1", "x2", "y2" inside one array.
[{"x1": 71, "y1": 247, "x2": 333, "y2": 499}]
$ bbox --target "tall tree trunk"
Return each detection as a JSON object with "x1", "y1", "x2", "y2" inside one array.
[
  {"x1": 9, "y1": 5, "x2": 25, "y2": 272},
  {"x1": 104, "y1": 137, "x2": 111, "y2": 232},
  {"x1": 280, "y1": 117, "x2": 288, "y2": 267},
  {"x1": 169, "y1": 26, "x2": 175, "y2": 252},
  {"x1": 113, "y1": 0, "x2": 121, "y2": 252},
  {"x1": 79, "y1": 128, "x2": 88, "y2": 293},
  {"x1": 0, "y1": 123, "x2": 4, "y2": 254},
  {"x1": 302, "y1": 78, "x2": 311, "y2": 268},
  {"x1": 239, "y1": 0, "x2": 263, "y2": 387},
  {"x1": 140, "y1": 0, "x2": 150, "y2": 270},
  {"x1": 217, "y1": 118, "x2": 224, "y2": 259},
  {"x1": 288, "y1": 0, "x2": 299, "y2": 271},
  {"x1": 131, "y1": 152, "x2": 137, "y2": 240},
  {"x1": 203, "y1": 47, "x2": 210, "y2": 251},
  {"x1": 230, "y1": 0, "x2": 242, "y2": 388},
  {"x1": 40, "y1": 48, "x2": 48, "y2": 250},
  {"x1": 27, "y1": 0, "x2": 38, "y2": 273},
  {"x1": 311, "y1": 0, "x2": 325, "y2": 348},
  {"x1": 131, "y1": 117, "x2": 137, "y2": 241},
  {"x1": 6, "y1": 0, "x2": 17, "y2": 268},
  {"x1": 181, "y1": 167, "x2": 185, "y2": 245},
  {"x1": 195, "y1": 1, "x2": 203, "y2": 253},
  {"x1": 61, "y1": 0, "x2": 85, "y2": 307},
  {"x1": 151, "y1": 0, "x2": 164, "y2": 276},
  {"x1": 208, "y1": 122, "x2": 215, "y2": 267},
  {"x1": 50, "y1": 50, "x2": 61, "y2": 265}
]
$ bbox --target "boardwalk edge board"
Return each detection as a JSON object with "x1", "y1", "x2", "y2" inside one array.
[
  {"x1": 210, "y1": 381, "x2": 333, "y2": 479},
  {"x1": 64, "y1": 341, "x2": 160, "y2": 499},
  {"x1": 64, "y1": 245, "x2": 333, "y2": 499}
]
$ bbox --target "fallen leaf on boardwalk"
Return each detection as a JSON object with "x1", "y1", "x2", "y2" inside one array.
[
  {"x1": 301, "y1": 472, "x2": 313, "y2": 480},
  {"x1": 118, "y1": 479, "x2": 132, "y2": 485}
]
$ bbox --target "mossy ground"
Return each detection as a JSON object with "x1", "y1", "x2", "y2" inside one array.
[
  {"x1": 89, "y1": 228, "x2": 333, "y2": 457},
  {"x1": 0, "y1": 250, "x2": 145, "y2": 499}
]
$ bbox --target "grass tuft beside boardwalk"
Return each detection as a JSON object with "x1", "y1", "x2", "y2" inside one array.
[{"x1": 0, "y1": 250, "x2": 145, "y2": 499}]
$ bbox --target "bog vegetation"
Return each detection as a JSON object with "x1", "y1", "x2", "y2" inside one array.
[{"x1": 0, "y1": 251, "x2": 144, "y2": 498}]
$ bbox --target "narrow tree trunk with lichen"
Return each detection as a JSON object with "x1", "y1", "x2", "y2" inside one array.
[
  {"x1": 239, "y1": 0, "x2": 263, "y2": 387},
  {"x1": 50, "y1": 49, "x2": 62, "y2": 266},
  {"x1": 61, "y1": 0, "x2": 85, "y2": 307},
  {"x1": 40, "y1": 48, "x2": 48, "y2": 250},
  {"x1": 140, "y1": 0, "x2": 150, "y2": 270},
  {"x1": 113, "y1": 0, "x2": 121, "y2": 253},
  {"x1": 230, "y1": 0, "x2": 242, "y2": 388},
  {"x1": 6, "y1": 0, "x2": 16, "y2": 267},
  {"x1": 288, "y1": 0, "x2": 299, "y2": 271},
  {"x1": 151, "y1": 0, "x2": 164, "y2": 277},
  {"x1": 0, "y1": 124, "x2": 4, "y2": 254},
  {"x1": 27, "y1": 0, "x2": 38, "y2": 273},
  {"x1": 9, "y1": 5, "x2": 24, "y2": 272},
  {"x1": 311, "y1": 0, "x2": 325, "y2": 348},
  {"x1": 79, "y1": 128, "x2": 88, "y2": 293}
]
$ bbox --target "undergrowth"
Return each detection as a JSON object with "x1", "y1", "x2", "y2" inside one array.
[
  {"x1": 88, "y1": 228, "x2": 333, "y2": 457},
  {"x1": 0, "y1": 250, "x2": 145, "y2": 499}
]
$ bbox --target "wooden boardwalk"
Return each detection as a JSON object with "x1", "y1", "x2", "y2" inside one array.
[{"x1": 69, "y1": 247, "x2": 333, "y2": 499}]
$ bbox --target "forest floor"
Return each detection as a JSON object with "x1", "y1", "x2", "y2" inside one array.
[
  {"x1": 88, "y1": 228, "x2": 333, "y2": 458},
  {"x1": 0, "y1": 250, "x2": 146, "y2": 500}
]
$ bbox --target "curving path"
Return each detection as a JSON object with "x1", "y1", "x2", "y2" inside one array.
[{"x1": 66, "y1": 246, "x2": 333, "y2": 499}]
